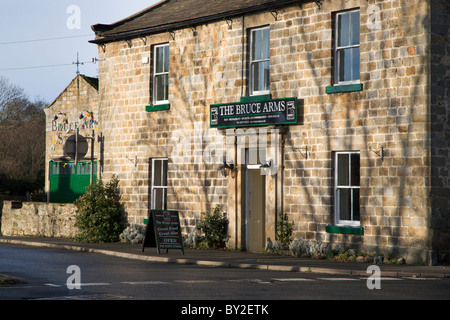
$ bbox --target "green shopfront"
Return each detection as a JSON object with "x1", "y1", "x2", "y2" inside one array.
[{"x1": 49, "y1": 161, "x2": 97, "y2": 203}]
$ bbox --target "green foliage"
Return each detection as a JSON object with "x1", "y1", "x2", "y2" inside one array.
[
  {"x1": 197, "y1": 205, "x2": 229, "y2": 249},
  {"x1": 275, "y1": 212, "x2": 294, "y2": 249},
  {"x1": 74, "y1": 176, "x2": 124, "y2": 243}
]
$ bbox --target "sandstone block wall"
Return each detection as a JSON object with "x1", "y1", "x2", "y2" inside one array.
[{"x1": 1, "y1": 201, "x2": 78, "y2": 238}]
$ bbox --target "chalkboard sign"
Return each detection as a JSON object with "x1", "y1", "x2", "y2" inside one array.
[{"x1": 142, "y1": 210, "x2": 184, "y2": 255}]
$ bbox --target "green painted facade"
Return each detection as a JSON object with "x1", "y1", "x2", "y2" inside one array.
[{"x1": 49, "y1": 161, "x2": 97, "y2": 203}]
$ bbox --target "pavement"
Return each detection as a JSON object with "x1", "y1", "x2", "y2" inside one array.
[{"x1": 0, "y1": 236, "x2": 449, "y2": 282}]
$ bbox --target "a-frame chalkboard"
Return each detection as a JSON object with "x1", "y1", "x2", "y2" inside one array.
[{"x1": 142, "y1": 210, "x2": 184, "y2": 255}]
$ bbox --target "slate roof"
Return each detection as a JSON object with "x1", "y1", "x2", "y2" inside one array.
[{"x1": 91, "y1": 0, "x2": 307, "y2": 44}]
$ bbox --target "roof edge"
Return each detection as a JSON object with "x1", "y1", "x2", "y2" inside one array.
[
  {"x1": 45, "y1": 74, "x2": 99, "y2": 110},
  {"x1": 90, "y1": 0, "x2": 309, "y2": 45},
  {"x1": 91, "y1": 0, "x2": 168, "y2": 35}
]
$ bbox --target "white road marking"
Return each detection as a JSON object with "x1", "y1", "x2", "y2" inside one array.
[
  {"x1": 174, "y1": 280, "x2": 216, "y2": 284},
  {"x1": 317, "y1": 278, "x2": 360, "y2": 281},
  {"x1": 272, "y1": 278, "x2": 316, "y2": 282},
  {"x1": 121, "y1": 281, "x2": 169, "y2": 285},
  {"x1": 360, "y1": 277, "x2": 404, "y2": 281}
]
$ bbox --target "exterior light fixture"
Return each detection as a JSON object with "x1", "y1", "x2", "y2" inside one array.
[
  {"x1": 260, "y1": 160, "x2": 272, "y2": 168},
  {"x1": 219, "y1": 161, "x2": 234, "y2": 177}
]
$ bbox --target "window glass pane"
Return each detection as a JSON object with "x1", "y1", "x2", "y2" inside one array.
[
  {"x1": 262, "y1": 28, "x2": 270, "y2": 59},
  {"x1": 78, "y1": 163, "x2": 94, "y2": 175},
  {"x1": 59, "y1": 163, "x2": 75, "y2": 175},
  {"x1": 153, "y1": 188, "x2": 163, "y2": 210},
  {"x1": 337, "y1": 154, "x2": 349, "y2": 186},
  {"x1": 252, "y1": 30, "x2": 261, "y2": 61},
  {"x1": 344, "y1": 48, "x2": 352, "y2": 82},
  {"x1": 350, "y1": 11, "x2": 360, "y2": 46},
  {"x1": 252, "y1": 61, "x2": 270, "y2": 92},
  {"x1": 52, "y1": 163, "x2": 60, "y2": 175},
  {"x1": 352, "y1": 47, "x2": 360, "y2": 81},
  {"x1": 264, "y1": 61, "x2": 270, "y2": 91},
  {"x1": 164, "y1": 45, "x2": 169, "y2": 73},
  {"x1": 338, "y1": 188, "x2": 351, "y2": 221},
  {"x1": 352, "y1": 189, "x2": 360, "y2": 221},
  {"x1": 155, "y1": 74, "x2": 168, "y2": 101},
  {"x1": 337, "y1": 49, "x2": 352, "y2": 82},
  {"x1": 338, "y1": 13, "x2": 349, "y2": 47},
  {"x1": 155, "y1": 46, "x2": 164, "y2": 73},
  {"x1": 163, "y1": 74, "x2": 168, "y2": 100},
  {"x1": 351, "y1": 153, "x2": 360, "y2": 186},
  {"x1": 162, "y1": 160, "x2": 168, "y2": 186},
  {"x1": 153, "y1": 160, "x2": 162, "y2": 186},
  {"x1": 252, "y1": 62, "x2": 260, "y2": 92}
]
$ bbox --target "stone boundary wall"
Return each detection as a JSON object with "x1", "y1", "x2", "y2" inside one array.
[{"x1": 0, "y1": 201, "x2": 78, "y2": 238}]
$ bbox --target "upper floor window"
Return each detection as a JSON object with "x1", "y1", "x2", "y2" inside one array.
[
  {"x1": 250, "y1": 26, "x2": 270, "y2": 95},
  {"x1": 334, "y1": 9, "x2": 360, "y2": 84},
  {"x1": 153, "y1": 43, "x2": 169, "y2": 104}
]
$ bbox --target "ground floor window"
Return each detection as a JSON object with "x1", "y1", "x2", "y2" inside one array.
[
  {"x1": 335, "y1": 152, "x2": 360, "y2": 226},
  {"x1": 151, "y1": 158, "x2": 168, "y2": 210}
]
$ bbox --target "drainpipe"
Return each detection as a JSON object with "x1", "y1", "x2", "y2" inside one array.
[{"x1": 241, "y1": 15, "x2": 245, "y2": 98}]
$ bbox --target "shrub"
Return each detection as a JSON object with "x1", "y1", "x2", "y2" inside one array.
[
  {"x1": 197, "y1": 205, "x2": 229, "y2": 249},
  {"x1": 275, "y1": 212, "x2": 294, "y2": 249},
  {"x1": 74, "y1": 176, "x2": 125, "y2": 243}
]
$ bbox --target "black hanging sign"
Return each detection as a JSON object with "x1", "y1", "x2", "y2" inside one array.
[
  {"x1": 210, "y1": 97, "x2": 297, "y2": 128},
  {"x1": 142, "y1": 210, "x2": 184, "y2": 255}
]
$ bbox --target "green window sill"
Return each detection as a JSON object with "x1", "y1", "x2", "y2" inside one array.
[
  {"x1": 146, "y1": 104, "x2": 170, "y2": 112},
  {"x1": 326, "y1": 225, "x2": 364, "y2": 235},
  {"x1": 240, "y1": 94, "x2": 272, "y2": 103},
  {"x1": 325, "y1": 83, "x2": 363, "y2": 94}
]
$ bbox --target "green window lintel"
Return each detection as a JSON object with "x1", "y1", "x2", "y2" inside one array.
[
  {"x1": 146, "y1": 104, "x2": 170, "y2": 112},
  {"x1": 326, "y1": 225, "x2": 364, "y2": 235},
  {"x1": 325, "y1": 83, "x2": 363, "y2": 94}
]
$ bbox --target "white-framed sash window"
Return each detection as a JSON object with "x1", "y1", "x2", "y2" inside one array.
[
  {"x1": 334, "y1": 9, "x2": 360, "y2": 85},
  {"x1": 335, "y1": 152, "x2": 360, "y2": 226},
  {"x1": 153, "y1": 43, "x2": 169, "y2": 104},
  {"x1": 151, "y1": 158, "x2": 168, "y2": 210},
  {"x1": 250, "y1": 26, "x2": 270, "y2": 95}
]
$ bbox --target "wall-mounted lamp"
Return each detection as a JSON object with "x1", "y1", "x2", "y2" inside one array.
[
  {"x1": 219, "y1": 161, "x2": 234, "y2": 177},
  {"x1": 260, "y1": 160, "x2": 272, "y2": 169}
]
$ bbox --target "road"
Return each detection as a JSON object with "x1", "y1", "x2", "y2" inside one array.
[{"x1": 1, "y1": 244, "x2": 449, "y2": 305}]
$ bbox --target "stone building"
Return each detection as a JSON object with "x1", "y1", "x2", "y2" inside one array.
[
  {"x1": 89, "y1": 0, "x2": 449, "y2": 264},
  {"x1": 44, "y1": 74, "x2": 101, "y2": 203}
]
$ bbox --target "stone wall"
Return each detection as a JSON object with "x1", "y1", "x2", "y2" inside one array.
[{"x1": 0, "y1": 201, "x2": 78, "y2": 238}]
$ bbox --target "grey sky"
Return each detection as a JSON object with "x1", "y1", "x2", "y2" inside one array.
[{"x1": 0, "y1": 0, "x2": 158, "y2": 103}]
